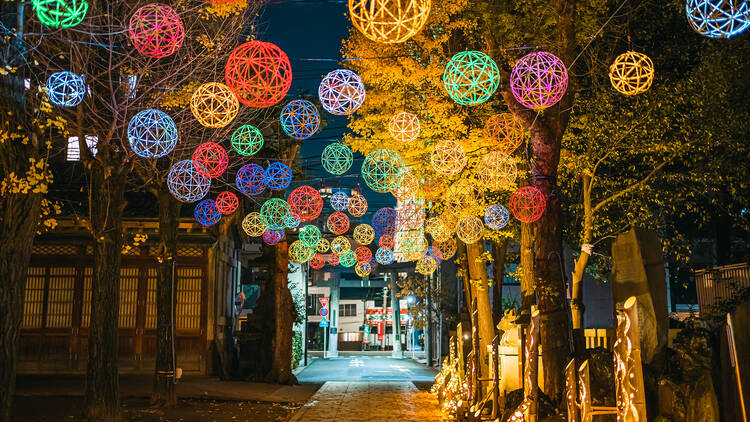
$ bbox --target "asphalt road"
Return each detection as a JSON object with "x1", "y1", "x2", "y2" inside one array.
[{"x1": 296, "y1": 356, "x2": 437, "y2": 382}]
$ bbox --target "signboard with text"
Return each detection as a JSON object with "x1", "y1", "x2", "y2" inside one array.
[{"x1": 365, "y1": 308, "x2": 408, "y2": 325}]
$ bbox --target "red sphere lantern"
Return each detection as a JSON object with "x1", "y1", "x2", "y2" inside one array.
[
  {"x1": 310, "y1": 253, "x2": 326, "y2": 270},
  {"x1": 129, "y1": 3, "x2": 185, "y2": 59},
  {"x1": 326, "y1": 211, "x2": 350, "y2": 235},
  {"x1": 328, "y1": 253, "x2": 340, "y2": 266},
  {"x1": 287, "y1": 185, "x2": 323, "y2": 222},
  {"x1": 225, "y1": 41, "x2": 292, "y2": 108},
  {"x1": 509, "y1": 186, "x2": 546, "y2": 223},
  {"x1": 355, "y1": 246, "x2": 372, "y2": 264},
  {"x1": 215, "y1": 191, "x2": 238, "y2": 215},
  {"x1": 378, "y1": 234, "x2": 394, "y2": 249},
  {"x1": 192, "y1": 142, "x2": 228, "y2": 178}
]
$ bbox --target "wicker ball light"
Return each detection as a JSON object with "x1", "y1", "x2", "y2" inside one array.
[
  {"x1": 288, "y1": 185, "x2": 323, "y2": 222},
  {"x1": 347, "y1": 193, "x2": 368, "y2": 217},
  {"x1": 353, "y1": 224, "x2": 375, "y2": 245},
  {"x1": 478, "y1": 151, "x2": 517, "y2": 191},
  {"x1": 425, "y1": 216, "x2": 452, "y2": 242},
  {"x1": 355, "y1": 262, "x2": 372, "y2": 277},
  {"x1": 46, "y1": 71, "x2": 85, "y2": 107},
  {"x1": 231, "y1": 125, "x2": 264, "y2": 156},
  {"x1": 443, "y1": 51, "x2": 501, "y2": 105},
  {"x1": 361, "y1": 149, "x2": 406, "y2": 193},
  {"x1": 484, "y1": 203, "x2": 510, "y2": 230},
  {"x1": 686, "y1": 0, "x2": 750, "y2": 38},
  {"x1": 32, "y1": 0, "x2": 88, "y2": 28},
  {"x1": 289, "y1": 240, "x2": 316, "y2": 263},
  {"x1": 376, "y1": 248, "x2": 394, "y2": 265},
  {"x1": 236, "y1": 163, "x2": 266, "y2": 196},
  {"x1": 509, "y1": 186, "x2": 546, "y2": 223},
  {"x1": 328, "y1": 253, "x2": 340, "y2": 266},
  {"x1": 432, "y1": 237, "x2": 457, "y2": 260},
  {"x1": 321, "y1": 143, "x2": 354, "y2": 175},
  {"x1": 242, "y1": 212, "x2": 266, "y2": 237},
  {"x1": 299, "y1": 225, "x2": 322, "y2": 248},
  {"x1": 379, "y1": 234, "x2": 394, "y2": 249},
  {"x1": 215, "y1": 191, "x2": 239, "y2": 215},
  {"x1": 191, "y1": 82, "x2": 239, "y2": 128},
  {"x1": 127, "y1": 109, "x2": 178, "y2": 158},
  {"x1": 456, "y1": 215, "x2": 484, "y2": 244},
  {"x1": 331, "y1": 236, "x2": 352, "y2": 254},
  {"x1": 316, "y1": 238, "x2": 331, "y2": 253},
  {"x1": 372, "y1": 207, "x2": 397, "y2": 237},
  {"x1": 416, "y1": 255, "x2": 437, "y2": 275},
  {"x1": 310, "y1": 253, "x2": 326, "y2": 270},
  {"x1": 510, "y1": 52, "x2": 568, "y2": 110},
  {"x1": 609, "y1": 51, "x2": 655, "y2": 96},
  {"x1": 397, "y1": 200, "x2": 424, "y2": 231},
  {"x1": 348, "y1": 0, "x2": 431, "y2": 43},
  {"x1": 330, "y1": 191, "x2": 349, "y2": 212},
  {"x1": 260, "y1": 198, "x2": 290, "y2": 230},
  {"x1": 340, "y1": 250, "x2": 357, "y2": 267},
  {"x1": 192, "y1": 142, "x2": 228, "y2": 178},
  {"x1": 443, "y1": 179, "x2": 485, "y2": 219},
  {"x1": 318, "y1": 69, "x2": 366, "y2": 115},
  {"x1": 194, "y1": 199, "x2": 221, "y2": 226},
  {"x1": 392, "y1": 172, "x2": 418, "y2": 202},
  {"x1": 263, "y1": 229, "x2": 285, "y2": 245},
  {"x1": 284, "y1": 212, "x2": 301, "y2": 229},
  {"x1": 388, "y1": 111, "x2": 420, "y2": 143},
  {"x1": 431, "y1": 140, "x2": 467, "y2": 176},
  {"x1": 167, "y1": 160, "x2": 211, "y2": 203},
  {"x1": 484, "y1": 113, "x2": 525, "y2": 154},
  {"x1": 354, "y1": 246, "x2": 373, "y2": 264},
  {"x1": 327, "y1": 211, "x2": 350, "y2": 235},
  {"x1": 129, "y1": 3, "x2": 184, "y2": 58},
  {"x1": 264, "y1": 162, "x2": 292, "y2": 191},
  {"x1": 280, "y1": 100, "x2": 320, "y2": 140},
  {"x1": 225, "y1": 41, "x2": 292, "y2": 107},
  {"x1": 399, "y1": 231, "x2": 428, "y2": 261}
]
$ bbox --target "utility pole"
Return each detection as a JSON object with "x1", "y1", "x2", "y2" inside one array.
[
  {"x1": 381, "y1": 287, "x2": 388, "y2": 351},
  {"x1": 391, "y1": 271, "x2": 403, "y2": 358}
]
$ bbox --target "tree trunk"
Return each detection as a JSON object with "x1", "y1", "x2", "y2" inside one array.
[
  {"x1": 152, "y1": 189, "x2": 181, "y2": 407},
  {"x1": 520, "y1": 222, "x2": 535, "y2": 315},
  {"x1": 85, "y1": 159, "x2": 126, "y2": 422},
  {"x1": 466, "y1": 242, "x2": 494, "y2": 380},
  {"x1": 491, "y1": 238, "x2": 508, "y2": 325},
  {"x1": 571, "y1": 174, "x2": 592, "y2": 331},
  {"x1": 457, "y1": 242, "x2": 472, "y2": 316},
  {"x1": 266, "y1": 241, "x2": 298, "y2": 384}
]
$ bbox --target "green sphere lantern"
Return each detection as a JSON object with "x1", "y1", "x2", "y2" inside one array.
[
  {"x1": 32, "y1": 0, "x2": 88, "y2": 28},
  {"x1": 299, "y1": 225, "x2": 322, "y2": 248},
  {"x1": 443, "y1": 51, "x2": 500, "y2": 105},
  {"x1": 231, "y1": 125, "x2": 264, "y2": 156},
  {"x1": 361, "y1": 148, "x2": 406, "y2": 193},
  {"x1": 321, "y1": 143, "x2": 353, "y2": 175},
  {"x1": 260, "y1": 198, "x2": 289, "y2": 230},
  {"x1": 339, "y1": 249, "x2": 357, "y2": 267}
]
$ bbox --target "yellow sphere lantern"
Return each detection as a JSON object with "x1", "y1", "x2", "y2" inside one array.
[
  {"x1": 609, "y1": 51, "x2": 654, "y2": 96},
  {"x1": 241, "y1": 212, "x2": 266, "y2": 237},
  {"x1": 190, "y1": 82, "x2": 240, "y2": 128},
  {"x1": 456, "y1": 215, "x2": 484, "y2": 244},
  {"x1": 432, "y1": 237, "x2": 457, "y2": 260},
  {"x1": 289, "y1": 240, "x2": 316, "y2": 263},
  {"x1": 478, "y1": 151, "x2": 517, "y2": 191},
  {"x1": 353, "y1": 224, "x2": 375, "y2": 245},
  {"x1": 388, "y1": 111, "x2": 421, "y2": 142},
  {"x1": 347, "y1": 192, "x2": 368, "y2": 217},
  {"x1": 416, "y1": 255, "x2": 437, "y2": 275},
  {"x1": 349, "y1": 0, "x2": 431, "y2": 44},
  {"x1": 331, "y1": 236, "x2": 351, "y2": 254},
  {"x1": 392, "y1": 171, "x2": 419, "y2": 201},
  {"x1": 483, "y1": 113, "x2": 525, "y2": 154},
  {"x1": 444, "y1": 178, "x2": 485, "y2": 219},
  {"x1": 424, "y1": 216, "x2": 452, "y2": 242},
  {"x1": 431, "y1": 140, "x2": 467, "y2": 176},
  {"x1": 355, "y1": 261, "x2": 372, "y2": 277},
  {"x1": 316, "y1": 238, "x2": 331, "y2": 253},
  {"x1": 399, "y1": 230, "x2": 428, "y2": 261}
]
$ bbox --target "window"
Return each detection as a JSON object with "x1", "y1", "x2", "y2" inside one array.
[
  {"x1": 307, "y1": 294, "x2": 323, "y2": 315},
  {"x1": 339, "y1": 303, "x2": 357, "y2": 317},
  {"x1": 66, "y1": 135, "x2": 98, "y2": 161}
]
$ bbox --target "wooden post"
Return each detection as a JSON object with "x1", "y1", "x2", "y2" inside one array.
[
  {"x1": 492, "y1": 335, "x2": 501, "y2": 419},
  {"x1": 525, "y1": 307, "x2": 540, "y2": 422},
  {"x1": 727, "y1": 313, "x2": 747, "y2": 422},
  {"x1": 614, "y1": 296, "x2": 647, "y2": 422},
  {"x1": 565, "y1": 359, "x2": 579, "y2": 422},
  {"x1": 457, "y1": 323, "x2": 464, "y2": 387},
  {"x1": 578, "y1": 360, "x2": 592, "y2": 422},
  {"x1": 471, "y1": 300, "x2": 480, "y2": 407}
]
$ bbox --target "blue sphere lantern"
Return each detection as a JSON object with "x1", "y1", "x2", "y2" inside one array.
[
  {"x1": 284, "y1": 212, "x2": 301, "y2": 229},
  {"x1": 46, "y1": 71, "x2": 85, "y2": 107},
  {"x1": 127, "y1": 109, "x2": 178, "y2": 158},
  {"x1": 372, "y1": 207, "x2": 397, "y2": 237},
  {"x1": 194, "y1": 199, "x2": 222, "y2": 226},
  {"x1": 484, "y1": 203, "x2": 510, "y2": 230},
  {"x1": 330, "y1": 191, "x2": 349, "y2": 211},
  {"x1": 375, "y1": 248, "x2": 394, "y2": 265},
  {"x1": 167, "y1": 160, "x2": 211, "y2": 203},
  {"x1": 264, "y1": 162, "x2": 292, "y2": 191},
  {"x1": 686, "y1": 0, "x2": 750, "y2": 38},
  {"x1": 280, "y1": 99, "x2": 320, "y2": 140},
  {"x1": 263, "y1": 229, "x2": 285, "y2": 245},
  {"x1": 318, "y1": 69, "x2": 366, "y2": 116},
  {"x1": 236, "y1": 163, "x2": 266, "y2": 196}
]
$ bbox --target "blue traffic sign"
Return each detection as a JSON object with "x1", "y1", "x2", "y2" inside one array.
[{"x1": 319, "y1": 318, "x2": 329, "y2": 327}]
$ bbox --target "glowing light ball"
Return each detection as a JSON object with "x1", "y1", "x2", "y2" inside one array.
[
  {"x1": 127, "y1": 109, "x2": 178, "y2": 158},
  {"x1": 46, "y1": 71, "x2": 85, "y2": 107},
  {"x1": 288, "y1": 185, "x2": 323, "y2": 222},
  {"x1": 376, "y1": 248, "x2": 394, "y2": 265},
  {"x1": 215, "y1": 191, "x2": 238, "y2": 215},
  {"x1": 264, "y1": 162, "x2": 292, "y2": 191},
  {"x1": 194, "y1": 199, "x2": 221, "y2": 226},
  {"x1": 260, "y1": 198, "x2": 290, "y2": 230},
  {"x1": 354, "y1": 246, "x2": 373, "y2": 263},
  {"x1": 510, "y1": 52, "x2": 568, "y2": 110},
  {"x1": 321, "y1": 143, "x2": 354, "y2": 175},
  {"x1": 484, "y1": 113, "x2": 525, "y2": 154},
  {"x1": 484, "y1": 204, "x2": 510, "y2": 230},
  {"x1": 478, "y1": 151, "x2": 517, "y2": 191},
  {"x1": 328, "y1": 253, "x2": 340, "y2": 266},
  {"x1": 340, "y1": 250, "x2": 357, "y2": 267},
  {"x1": 167, "y1": 160, "x2": 211, "y2": 203},
  {"x1": 372, "y1": 207, "x2": 397, "y2": 237},
  {"x1": 431, "y1": 140, "x2": 467, "y2": 176},
  {"x1": 353, "y1": 224, "x2": 375, "y2": 245},
  {"x1": 128, "y1": 4, "x2": 184, "y2": 58},
  {"x1": 379, "y1": 235, "x2": 394, "y2": 249},
  {"x1": 348, "y1": 0, "x2": 430, "y2": 43},
  {"x1": 318, "y1": 69, "x2": 366, "y2": 115},
  {"x1": 432, "y1": 237, "x2": 457, "y2": 260},
  {"x1": 231, "y1": 125, "x2": 264, "y2": 156},
  {"x1": 280, "y1": 100, "x2": 320, "y2": 140},
  {"x1": 443, "y1": 179, "x2": 485, "y2": 218},
  {"x1": 191, "y1": 82, "x2": 239, "y2": 128},
  {"x1": 225, "y1": 41, "x2": 292, "y2": 107},
  {"x1": 330, "y1": 192, "x2": 349, "y2": 212},
  {"x1": 284, "y1": 212, "x2": 301, "y2": 229},
  {"x1": 425, "y1": 216, "x2": 452, "y2": 242},
  {"x1": 236, "y1": 163, "x2": 266, "y2": 196},
  {"x1": 192, "y1": 142, "x2": 228, "y2": 178},
  {"x1": 347, "y1": 193, "x2": 368, "y2": 217},
  {"x1": 263, "y1": 229, "x2": 284, "y2": 245},
  {"x1": 443, "y1": 51, "x2": 500, "y2": 105},
  {"x1": 416, "y1": 255, "x2": 437, "y2": 275},
  {"x1": 609, "y1": 51, "x2": 655, "y2": 96},
  {"x1": 310, "y1": 253, "x2": 326, "y2": 270},
  {"x1": 392, "y1": 171, "x2": 418, "y2": 202},
  {"x1": 686, "y1": 0, "x2": 750, "y2": 38},
  {"x1": 331, "y1": 236, "x2": 351, "y2": 254},
  {"x1": 316, "y1": 238, "x2": 331, "y2": 253},
  {"x1": 456, "y1": 216, "x2": 484, "y2": 244},
  {"x1": 299, "y1": 225, "x2": 322, "y2": 248},
  {"x1": 289, "y1": 240, "x2": 316, "y2": 263},
  {"x1": 423, "y1": 175, "x2": 447, "y2": 202},
  {"x1": 399, "y1": 231, "x2": 428, "y2": 261},
  {"x1": 242, "y1": 212, "x2": 266, "y2": 237},
  {"x1": 509, "y1": 186, "x2": 546, "y2": 223},
  {"x1": 361, "y1": 149, "x2": 406, "y2": 193},
  {"x1": 355, "y1": 262, "x2": 372, "y2": 277},
  {"x1": 327, "y1": 211, "x2": 350, "y2": 235},
  {"x1": 388, "y1": 111, "x2": 420, "y2": 143},
  {"x1": 31, "y1": 0, "x2": 88, "y2": 28},
  {"x1": 397, "y1": 200, "x2": 424, "y2": 231}
]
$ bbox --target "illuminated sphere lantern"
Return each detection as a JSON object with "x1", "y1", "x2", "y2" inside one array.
[
  {"x1": 388, "y1": 111, "x2": 420, "y2": 143},
  {"x1": 361, "y1": 149, "x2": 406, "y2": 193},
  {"x1": 316, "y1": 238, "x2": 331, "y2": 253},
  {"x1": 231, "y1": 125, "x2": 264, "y2": 156},
  {"x1": 397, "y1": 200, "x2": 424, "y2": 231},
  {"x1": 355, "y1": 246, "x2": 373, "y2": 264},
  {"x1": 372, "y1": 207, "x2": 397, "y2": 237},
  {"x1": 129, "y1": 4, "x2": 184, "y2": 58},
  {"x1": 431, "y1": 140, "x2": 467, "y2": 176},
  {"x1": 392, "y1": 171, "x2": 418, "y2": 202},
  {"x1": 190, "y1": 82, "x2": 239, "y2": 128},
  {"x1": 264, "y1": 162, "x2": 292, "y2": 191},
  {"x1": 478, "y1": 151, "x2": 517, "y2": 191},
  {"x1": 310, "y1": 253, "x2": 326, "y2": 270},
  {"x1": 379, "y1": 234, "x2": 394, "y2": 249},
  {"x1": 399, "y1": 231, "x2": 428, "y2": 261},
  {"x1": 331, "y1": 236, "x2": 351, "y2": 254},
  {"x1": 260, "y1": 198, "x2": 290, "y2": 230},
  {"x1": 280, "y1": 100, "x2": 320, "y2": 140},
  {"x1": 127, "y1": 109, "x2": 178, "y2": 158},
  {"x1": 355, "y1": 262, "x2": 372, "y2": 277},
  {"x1": 443, "y1": 51, "x2": 501, "y2": 105},
  {"x1": 284, "y1": 212, "x2": 301, "y2": 229},
  {"x1": 509, "y1": 186, "x2": 546, "y2": 223},
  {"x1": 686, "y1": 0, "x2": 750, "y2": 38},
  {"x1": 456, "y1": 215, "x2": 484, "y2": 244},
  {"x1": 327, "y1": 211, "x2": 350, "y2": 235},
  {"x1": 194, "y1": 199, "x2": 221, "y2": 226},
  {"x1": 348, "y1": 0, "x2": 430, "y2": 43},
  {"x1": 510, "y1": 52, "x2": 568, "y2": 110},
  {"x1": 192, "y1": 142, "x2": 228, "y2": 178},
  {"x1": 433, "y1": 237, "x2": 457, "y2": 260},
  {"x1": 299, "y1": 225, "x2": 322, "y2": 248},
  {"x1": 167, "y1": 160, "x2": 211, "y2": 203},
  {"x1": 318, "y1": 69, "x2": 366, "y2": 115},
  {"x1": 340, "y1": 250, "x2": 357, "y2": 267},
  {"x1": 242, "y1": 212, "x2": 266, "y2": 237},
  {"x1": 288, "y1": 185, "x2": 323, "y2": 222},
  {"x1": 376, "y1": 248, "x2": 394, "y2": 265},
  {"x1": 608, "y1": 51, "x2": 655, "y2": 96},
  {"x1": 46, "y1": 71, "x2": 85, "y2": 107},
  {"x1": 289, "y1": 240, "x2": 316, "y2": 264},
  {"x1": 32, "y1": 0, "x2": 88, "y2": 28},
  {"x1": 225, "y1": 41, "x2": 292, "y2": 108},
  {"x1": 263, "y1": 229, "x2": 285, "y2": 245},
  {"x1": 416, "y1": 255, "x2": 437, "y2": 275},
  {"x1": 444, "y1": 179, "x2": 485, "y2": 219},
  {"x1": 425, "y1": 216, "x2": 452, "y2": 242},
  {"x1": 484, "y1": 203, "x2": 510, "y2": 230},
  {"x1": 215, "y1": 191, "x2": 239, "y2": 215},
  {"x1": 236, "y1": 163, "x2": 266, "y2": 196},
  {"x1": 484, "y1": 113, "x2": 525, "y2": 154},
  {"x1": 321, "y1": 143, "x2": 354, "y2": 175},
  {"x1": 353, "y1": 224, "x2": 375, "y2": 245},
  {"x1": 330, "y1": 191, "x2": 349, "y2": 212},
  {"x1": 328, "y1": 253, "x2": 340, "y2": 266},
  {"x1": 347, "y1": 193, "x2": 368, "y2": 217}
]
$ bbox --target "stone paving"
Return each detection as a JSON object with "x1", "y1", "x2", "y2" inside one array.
[{"x1": 289, "y1": 381, "x2": 444, "y2": 422}]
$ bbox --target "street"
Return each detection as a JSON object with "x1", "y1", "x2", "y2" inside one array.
[{"x1": 296, "y1": 355, "x2": 437, "y2": 383}]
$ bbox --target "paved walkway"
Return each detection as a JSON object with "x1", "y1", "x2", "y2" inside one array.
[
  {"x1": 289, "y1": 381, "x2": 444, "y2": 421},
  {"x1": 296, "y1": 356, "x2": 436, "y2": 382}
]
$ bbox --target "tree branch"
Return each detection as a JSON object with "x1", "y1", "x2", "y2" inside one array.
[{"x1": 592, "y1": 160, "x2": 667, "y2": 213}]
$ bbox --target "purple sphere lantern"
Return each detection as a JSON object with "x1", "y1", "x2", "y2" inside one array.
[{"x1": 510, "y1": 52, "x2": 568, "y2": 110}]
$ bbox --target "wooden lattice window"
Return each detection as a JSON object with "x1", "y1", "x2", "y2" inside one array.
[
  {"x1": 176, "y1": 267, "x2": 202, "y2": 330},
  {"x1": 81, "y1": 267, "x2": 93, "y2": 328},
  {"x1": 145, "y1": 267, "x2": 157, "y2": 329},
  {"x1": 119, "y1": 267, "x2": 139, "y2": 329},
  {"x1": 177, "y1": 247, "x2": 203, "y2": 257},
  {"x1": 46, "y1": 267, "x2": 75, "y2": 328},
  {"x1": 21, "y1": 267, "x2": 46, "y2": 329},
  {"x1": 32, "y1": 244, "x2": 78, "y2": 255}
]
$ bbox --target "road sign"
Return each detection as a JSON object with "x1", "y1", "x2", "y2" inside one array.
[
  {"x1": 319, "y1": 297, "x2": 329, "y2": 307},
  {"x1": 319, "y1": 307, "x2": 328, "y2": 317},
  {"x1": 319, "y1": 317, "x2": 329, "y2": 327}
]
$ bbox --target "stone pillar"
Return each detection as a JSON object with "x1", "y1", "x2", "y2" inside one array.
[
  {"x1": 328, "y1": 276, "x2": 340, "y2": 358},
  {"x1": 391, "y1": 271, "x2": 403, "y2": 358}
]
